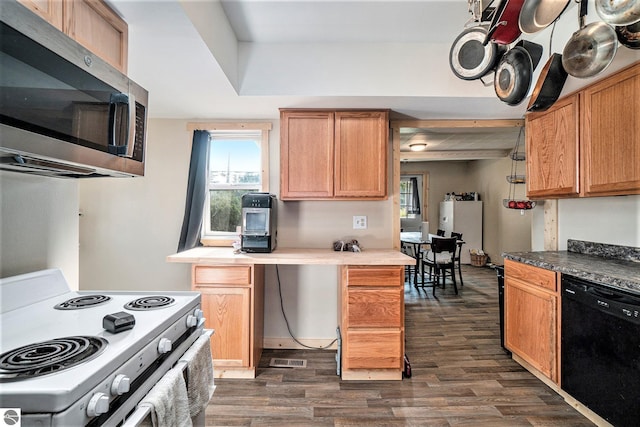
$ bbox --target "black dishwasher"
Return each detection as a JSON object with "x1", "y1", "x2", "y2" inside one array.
[{"x1": 561, "y1": 275, "x2": 640, "y2": 427}]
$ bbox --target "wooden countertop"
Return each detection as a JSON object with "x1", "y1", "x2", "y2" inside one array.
[{"x1": 167, "y1": 247, "x2": 414, "y2": 266}]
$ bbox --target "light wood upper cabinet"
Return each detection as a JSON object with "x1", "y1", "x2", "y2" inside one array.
[
  {"x1": 334, "y1": 111, "x2": 388, "y2": 198},
  {"x1": 17, "y1": 0, "x2": 128, "y2": 73},
  {"x1": 581, "y1": 63, "x2": 640, "y2": 197},
  {"x1": 525, "y1": 95, "x2": 580, "y2": 198},
  {"x1": 17, "y1": 0, "x2": 63, "y2": 29},
  {"x1": 525, "y1": 61, "x2": 640, "y2": 199},
  {"x1": 280, "y1": 109, "x2": 389, "y2": 200},
  {"x1": 504, "y1": 259, "x2": 559, "y2": 383},
  {"x1": 280, "y1": 110, "x2": 335, "y2": 198}
]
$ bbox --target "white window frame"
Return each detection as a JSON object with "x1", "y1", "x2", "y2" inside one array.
[{"x1": 187, "y1": 122, "x2": 271, "y2": 247}]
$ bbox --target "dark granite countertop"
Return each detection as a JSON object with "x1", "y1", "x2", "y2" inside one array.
[{"x1": 503, "y1": 240, "x2": 640, "y2": 295}]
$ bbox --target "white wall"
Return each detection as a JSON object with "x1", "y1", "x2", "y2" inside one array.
[
  {"x1": 531, "y1": 195, "x2": 640, "y2": 250},
  {"x1": 468, "y1": 158, "x2": 532, "y2": 262},
  {"x1": 0, "y1": 172, "x2": 79, "y2": 288},
  {"x1": 79, "y1": 119, "x2": 192, "y2": 291}
]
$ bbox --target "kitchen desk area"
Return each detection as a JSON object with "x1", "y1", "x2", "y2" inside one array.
[{"x1": 167, "y1": 247, "x2": 414, "y2": 381}]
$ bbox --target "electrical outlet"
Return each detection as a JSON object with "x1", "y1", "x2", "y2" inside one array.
[{"x1": 353, "y1": 215, "x2": 367, "y2": 229}]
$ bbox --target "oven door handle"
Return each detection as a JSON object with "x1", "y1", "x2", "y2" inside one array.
[{"x1": 120, "y1": 329, "x2": 214, "y2": 427}]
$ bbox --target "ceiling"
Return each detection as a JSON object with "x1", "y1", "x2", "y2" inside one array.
[{"x1": 106, "y1": 0, "x2": 637, "y2": 160}]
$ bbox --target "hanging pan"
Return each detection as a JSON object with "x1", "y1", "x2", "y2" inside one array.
[
  {"x1": 527, "y1": 53, "x2": 569, "y2": 112},
  {"x1": 616, "y1": 19, "x2": 640, "y2": 49},
  {"x1": 519, "y1": 0, "x2": 571, "y2": 34},
  {"x1": 595, "y1": 0, "x2": 640, "y2": 26},
  {"x1": 450, "y1": 25, "x2": 506, "y2": 80},
  {"x1": 494, "y1": 40, "x2": 543, "y2": 105},
  {"x1": 483, "y1": 0, "x2": 526, "y2": 45},
  {"x1": 562, "y1": 0, "x2": 618, "y2": 78}
]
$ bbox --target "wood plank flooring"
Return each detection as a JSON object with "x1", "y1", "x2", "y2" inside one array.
[{"x1": 203, "y1": 265, "x2": 594, "y2": 426}]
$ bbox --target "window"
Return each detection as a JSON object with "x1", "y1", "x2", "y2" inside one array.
[
  {"x1": 196, "y1": 123, "x2": 271, "y2": 245},
  {"x1": 400, "y1": 176, "x2": 421, "y2": 219}
]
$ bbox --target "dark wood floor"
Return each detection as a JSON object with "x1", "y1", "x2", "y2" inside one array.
[{"x1": 203, "y1": 265, "x2": 594, "y2": 426}]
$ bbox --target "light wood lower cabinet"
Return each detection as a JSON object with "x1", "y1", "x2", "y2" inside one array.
[
  {"x1": 504, "y1": 259, "x2": 559, "y2": 383},
  {"x1": 340, "y1": 265, "x2": 404, "y2": 380},
  {"x1": 192, "y1": 264, "x2": 264, "y2": 378}
]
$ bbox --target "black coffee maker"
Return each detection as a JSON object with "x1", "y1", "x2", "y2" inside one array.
[{"x1": 240, "y1": 193, "x2": 277, "y2": 253}]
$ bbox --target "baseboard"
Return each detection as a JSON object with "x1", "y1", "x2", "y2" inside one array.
[{"x1": 263, "y1": 337, "x2": 338, "y2": 350}]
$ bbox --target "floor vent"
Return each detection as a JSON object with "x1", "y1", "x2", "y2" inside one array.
[{"x1": 269, "y1": 358, "x2": 307, "y2": 368}]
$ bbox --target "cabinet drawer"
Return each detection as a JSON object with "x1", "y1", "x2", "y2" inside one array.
[
  {"x1": 504, "y1": 259, "x2": 556, "y2": 292},
  {"x1": 194, "y1": 265, "x2": 252, "y2": 285},
  {"x1": 345, "y1": 266, "x2": 403, "y2": 287},
  {"x1": 344, "y1": 330, "x2": 402, "y2": 369},
  {"x1": 347, "y1": 288, "x2": 401, "y2": 328}
]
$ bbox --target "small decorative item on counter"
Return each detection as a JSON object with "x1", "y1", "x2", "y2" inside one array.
[
  {"x1": 332, "y1": 239, "x2": 362, "y2": 252},
  {"x1": 469, "y1": 249, "x2": 488, "y2": 267}
]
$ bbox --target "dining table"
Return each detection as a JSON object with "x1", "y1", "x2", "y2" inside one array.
[{"x1": 400, "y1": 231, "x2": 465, "y2": 286}]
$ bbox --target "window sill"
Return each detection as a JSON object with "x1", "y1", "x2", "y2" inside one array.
[{"x1": 201, "y1": 237, "x2": 236, "y2": 247}]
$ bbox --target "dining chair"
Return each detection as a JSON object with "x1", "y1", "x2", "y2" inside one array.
[
  {"x1": 401, "y1": 242, "x2": 416, "y2": 283},
  {"x1": 436, "y1": 229, "x2": 446, "y2": 236},
  {"x1": 450, "y1": 232, "x2": 464, "y2": 287},
  {"x1": 421, "y1": 237, "x2": 458, "y2": 296}
]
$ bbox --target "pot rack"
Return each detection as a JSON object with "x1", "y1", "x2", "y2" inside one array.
[{"x1": 504, "y1": 126, "x2": 537, "y2": 214}]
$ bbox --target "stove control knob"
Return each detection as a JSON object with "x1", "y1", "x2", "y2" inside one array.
[
  {"x1": 193, "y1": 308, "x2": 204, "y2": 319},
  {"x1": 87, "y1": 392, "x2": 109, "y2": 417},
  {"x1": 186, "y1": 314, "x2": 198, "y2": 327},
  {"x1": 111, "y1": 374, "x2": 130, "y2": 396},
  {"x1": 158, "y1": 338, "x2": 172, "y2": 354}
]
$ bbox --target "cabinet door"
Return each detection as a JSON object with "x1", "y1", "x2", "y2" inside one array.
[
  {"x1": 343, "y1": 329, "x2": 402, "y2": 369},
  {"x1": 525, "y1": 95, "x2": 580, "y2": 198},
  {"x1": 63, "y1": 0, "x2": 128, "y2": 73},
  {"x1": 17, "y1": 0, "x2": 63, "y2": 29},
  {"x1": 504, "y1": 277, "x2": 557, "y2": 382},
  {"x1": 280, "y1": 110, "x2": 334, "y2": 199},
  {"x1": 198, "y1": 287, "x2": 251, "y2": 368},
  {"x1": 334, "y1": 111, "x2": 388, "y2": 198},
  {"x1": 581, "y1": 62, "x2": 640, "y2": 196}
]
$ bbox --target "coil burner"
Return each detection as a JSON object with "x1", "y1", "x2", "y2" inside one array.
[
  {"x1": 0, "y1": 336, "x2": 107, "y2": 380},
  {"x1": 124, "y1": 296, "x2": 175, "y2": 311},
  {"x1": 54, "y1": 295, "x2": 111, "y2": 310}
]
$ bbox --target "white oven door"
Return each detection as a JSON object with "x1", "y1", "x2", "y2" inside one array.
[{"x1": 118, "y1": 329, "x2": 214, "y2": 427}]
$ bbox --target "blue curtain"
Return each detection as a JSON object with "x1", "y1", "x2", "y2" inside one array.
[{"x1": 177, "y1": 130, "x2": 209, "y2": 252}]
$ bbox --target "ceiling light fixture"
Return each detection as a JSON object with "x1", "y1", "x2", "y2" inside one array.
[{"x1": 409, "y1": 142, "x2": 428, "y2": 151}]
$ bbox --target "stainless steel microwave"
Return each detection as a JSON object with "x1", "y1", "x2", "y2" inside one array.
[{"x1": 0, "y1": 0, "x2": 148, "y2": 178}]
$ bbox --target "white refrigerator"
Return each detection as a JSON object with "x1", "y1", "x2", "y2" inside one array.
[{"x1": 438, "y1": 200, "x2": 483, "y2": 264}]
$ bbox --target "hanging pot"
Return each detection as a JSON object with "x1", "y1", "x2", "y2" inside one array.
[
  {"x1": 493, "y1": 41, "x2": 542, "y2": 105},
  {"x1": 616, "y1": 19, "x2": 640, "y2": 49},
  {"x1": 595, "y1": 0, "x2": 640, "y2": 26},
  {"x1": 484, "y1": 0, "x2": 526, "y2": 45},
  {"x1": 449, "y1": 25, "x2": 506, "y2": 80},
  {"x1": 527, "y1": 53, "x2": 569, "y2": 112},
  {"x1": 518, "y1": 0, "x2": 571, "y2": 34},
  {"x1": 562, "y1": 0, "x2": 618, "y2": 78}
]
